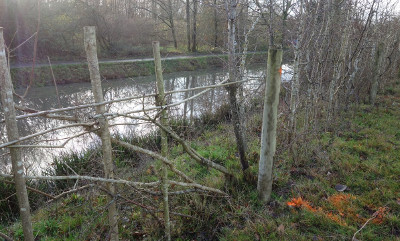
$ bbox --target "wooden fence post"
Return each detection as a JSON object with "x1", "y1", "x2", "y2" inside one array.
[
  {"x1": 257, "y1": 48, "x2": 283, "y2": 202},
  {"x1": 0, "y1": 27, "x2": 34, "y2": 241},
  {"x1": 152, "y1": 41, "x2": 171, "y2": 241},
  {"x1": 83, "y1": 26, "x2": 119, "y2": 241}
]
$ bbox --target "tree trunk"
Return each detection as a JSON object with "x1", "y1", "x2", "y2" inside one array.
[
  {"x1": 191, "y1": 0, "x2": 197, "y2": 52},
  {"x1": 186, "y1": 0, "x2": 191, "y2": 51},
  {"x1": 183, "y1": 76, "x2": 190, "y2": 124},
  {"x1": 171, "y1": 20, "x2": 178, "y2": 49},
  {"x1": 288, "y1": 0, "x2": 303, "y2": 142},
  {"x1": 289, "y1": 42, "x2": 300, "y2": 141},
  {"x1": 152, "y1": 41, "x2": 171, "y2": 241},
  {"x1": 228, "y1": 86, "x2": 249, "y2": 170},
  {"x1": 226, "y1": 0, "x2": 249, "y2": 171},
  {"x1": 83, "y1": 26, "x2": 119, "y2": 241},
  {"x1": 211, "y1": 73, "x2": 216, "y2": 112},
  {"x1": 370, "y1": 42, "x2": 384, "y2": 106},
  {"x1": 327, "y1": 0, "x2": 346, "y2": 125},
  {"x1": 0, "y1": 27, "x2": 34, "y2": 241},
  {"x1": 168, "y1": 0, "x2": 178, "y2": 49},
  {"x1": 214, "y1": 0, "x2": 218, "y2": 47},
  {"x1": 257, "y1": 49, "x2": 283, "y2": 202},
  {"x1": 152, "y1": 0, "x2": 157, "y2": 22},
  {"x1": 190, "y1": 76, "x2": 196, "y2": 124}
]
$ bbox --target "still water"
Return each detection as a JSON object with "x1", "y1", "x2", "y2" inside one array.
[{"x1": 0, "y1": 65, "x2": 292, "y2": 174}]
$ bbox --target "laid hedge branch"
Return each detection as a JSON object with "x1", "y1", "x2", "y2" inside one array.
[
  {"x1": 168, "y1": 180, "x2": 227, "y2": 196},
  {"x1": 115, "y1": 114, "x2": 233, "y2": 177},
  {"x1": 110, "y1": 139, "x2": 227, "y2": 196},
  {"x1": 111, "y1": 138, "x2": 194, "y2": 184},
  {"x1": 0, "y1": 179, "x2": 56, "y2": 200},
  {"x1": 15, "y1": 105, "x2": 78, "y2": 122},
  {"x1": 48, "y1": 184, "x2": 96, "y2": 203},
  {"x1": 0, "y1": 231, "x2": 13, "y2": 241},
  {"x1": 0, "y1": 173, "x2": 159, "y2": 188},
  {"x1": 0, "y1": 122, "x2": 95, "y2": 149}
]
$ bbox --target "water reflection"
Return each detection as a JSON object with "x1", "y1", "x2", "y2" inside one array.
[{"x1": 0, "y1": 65, "x2": 287, "y2": 174}]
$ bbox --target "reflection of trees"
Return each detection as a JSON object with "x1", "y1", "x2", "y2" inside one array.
[{"x1": 1, "y1": 67, "x2": 264, "y2": 173}]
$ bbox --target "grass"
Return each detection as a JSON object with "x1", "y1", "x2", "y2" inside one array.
[{"x1": 1, "y1": 83, "x2": 399, "y2": 240}]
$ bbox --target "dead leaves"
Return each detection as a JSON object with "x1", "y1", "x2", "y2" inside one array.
[
  {"x1": 287, "y1": 197, "x2": 318, "y2": 212},
  {"x1": 372, "y1": 206, "x2": 389, "y2": 224},
  {"x1": 287, "y1": 194, "x2": 390, "y2": 227}
]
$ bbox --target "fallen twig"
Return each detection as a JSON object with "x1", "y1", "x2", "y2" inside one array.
[{"x1": 352, "y1": 207, "x2": 388, "y2": 241}]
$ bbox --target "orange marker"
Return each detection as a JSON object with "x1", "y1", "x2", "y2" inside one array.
[{"x1": 279, "y1": 67, "x2": 282, "y2": 76}]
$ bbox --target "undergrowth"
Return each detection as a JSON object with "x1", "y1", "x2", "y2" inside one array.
[{"x1": 1, "y1": 84, "x2": 400, "y2": 240}]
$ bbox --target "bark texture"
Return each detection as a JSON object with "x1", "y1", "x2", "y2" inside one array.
[
  {"x1": 0, "y1": 27, "x2": 34, "y2": 241},
  {"x1": 226, "y1": 0, "x2": 249, "y2": 172},
  {"x1": 83, "y1": 26, "x2": 119, "y2": 241},
  {"x1": 370, "y1": 42, "x2": 384, "y2": 106},
  {"x1": 152, "y1": 41, "x2": 171, "y2": 241},
  {"x1": 186, "y1": 0, "x2": 191, "y2": 51},
  {"x1": 191, "y1": 0, "x2": 197, "y2": 52}
]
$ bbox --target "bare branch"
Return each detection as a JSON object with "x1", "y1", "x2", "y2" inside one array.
[
  {"x1": 1, "y1": 79, "x2": 242, "y2": 123},
  {"x1": 111, "y1": 138, "x2": 194, "y2": 183},
  {"x1": 0, "y1": 173, "x2": 160, "y2": 188},
  {"x1": 93, "y1": 79, "x2": 229, "y2": 119},
  {"x1": 9, "y1": 130, "x2": 96, "y2": 149},
  {"x1": 9, "y1": 32, "x2": 37, "y2": 54},
  {"x1": 48, "y1": 184, "x2": 96, "y2": 202},
  {"x1": 0, "y1": 179, "x2": 55, "y2": 200},
  {"x1": 15, "y1": 105, "x2": 79, "y2": 122},
  {"x1": 47, "y1": 56, "x2": 61, "y2": 107},
  {"x1": 113, "y1": 114, "x2": 233, "y2": 176},
  {"x1": 168, "y1": 180, "x2": 228, "y2": 196},
  {"x1": 0, "y1": 122, "x2": 95, "y2": 149},
  {"x1": 0, "y1": 231, "x2": 13, "y2": 241}
]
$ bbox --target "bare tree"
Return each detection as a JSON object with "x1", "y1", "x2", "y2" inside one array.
[
  {"x1": 370, "y1": 42, "x2": 384, "y2": 105},
  {"x1": 0, "y1": 27, "x2": 34, "y2": 241},
  {"x1": 192, "y1": 0, "x2": 198, "y2": 52},
  {"x1": 225, "y1": 0, "x2": 249, "y2": 172},
  {"x1": 84, "y1": 26, "x2": 119, "y2": 241},
  {"x1": 152, "y1": 41, "x2": 171, "y2": 241},
  {"x1": 186, "y1": 0, "x2": 191, "y2": 51}
]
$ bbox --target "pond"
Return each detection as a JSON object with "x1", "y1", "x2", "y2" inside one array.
[{"x1": 0, "y1": 64, "x2": 292, "y2": 174}]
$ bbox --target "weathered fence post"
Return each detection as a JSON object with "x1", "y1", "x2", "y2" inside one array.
[
  {"x1": 83, "y1": 26, "x2": 119, "y2": 241},
  {"x1": 257, "y1": 48, "x2": 283, "y2": 202},
  {"x1": 0, "y1": 27, "x2": 34, "y2": 241},
  {"x1": 152, "y1": 41, "x2": 171, "y2": 241}
]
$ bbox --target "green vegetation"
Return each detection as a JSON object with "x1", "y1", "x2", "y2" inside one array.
[
  {"x1": 10, "y1": 53, "x2": 266, "y2": 87},
  {"x1": 1, "y1": 84, "x2": 399, "y2": 240}
]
